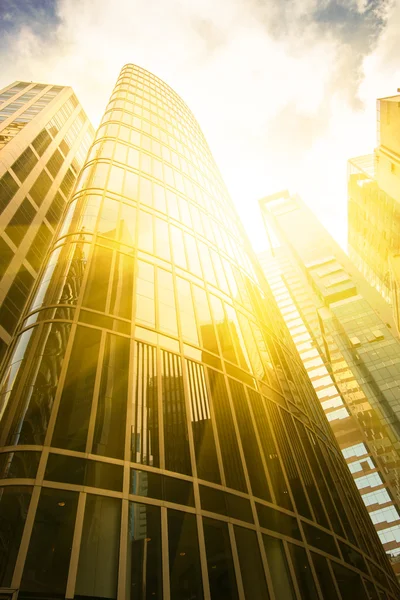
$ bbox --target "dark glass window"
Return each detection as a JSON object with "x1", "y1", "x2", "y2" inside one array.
[
  {"x1": 234, "y1": 526, "x2": 270, "y2": 599},
  {"x1": 339, "y1": 541, "x2": 368, "y2": 574},
  {"x1": 46, "y1": 191, "x2": 65, "y2": 226},
  {"x1": 311, "y1": 552, "x2": 340, "y2": 600},
  {"x1": 200, "y1": 485, "x2": 227, "y2": 515},
  {"x1": 203, "y1": 517, "x2": 239, "y2": 600},
  {"x1": 303, "y1": 522, "x2": 339, "y2": 557},
  {"x1": 267, "y1": 400, "x2": 312, "y2": 519},
  {"x1": 228, "y1": 379, "x2": 271, "y2": 501},
  {"x1": 46, "y1": 148, "x2": 63, "y2": 177},
  {"x1": 132, "y1": 342, "x2": 159, "y2": 467},
  {"x1": 186, "y1": 359, "x2": 221, "y2": 484},
  {"x1": 92, "y1": 333, "x2": 129, "y2": 459},
  {"x1": 207, "y1": 370, "x2": 246, "y2": 492},
  {"x1": 5, "y1": 198, "x2": 36, "y2": 246},
  {"x1": 52, "y1": 326, "x2": 101, "y2": 451},
  {"x1": 128, "y1": 502, "x2": 163, "y2": 599},
  {"x1": 21, "y1": 488, "x2": 79, "y2": 595},
  {"x1": 29, "y1": 169, "x2": 52, "y2": 206},
  {"x1": 163, "y1": 475, "x2": 194, "y2": 506},
  {"x1": 162, "y1": 350, "x2": 192, "y2": 476},
  {"x1": 110, "y1": 252, "x2": 134, "y2": 320},
  {"x1": 256, "y1": 502, "x2": 301, "y2": 540},
  {"x1": 288, "y1": 543, "x2": 319, "y2": 599},
  {"x1": 225, "y1": 493, "x2": 253, "y2": 523},
  {"x1": 0, "y1": 238, "x2": 14, "y2": 277},
  {"x1": 32, "y1": 128, "x2": 51, "y2": 156},
  {"x1": 0, "y1": 265, "x2": 35, "y2": 334},
  {"x1": 75, "y1": 495, "x2": 121, "y2": 599},
  {"x1": 60, "y1": 168, "x2": 76, "y2": 198},
  {"x1": 0, "y1": 171, "x2": 19, "y2": 211},
  {"x1": 0, "y1": 486, "x2": 32, "y2": 587},
  {"x1": 130, "y1": 468, "x2": 163, "y2": 500},
  {"x1": 168, "y1": 509, "x2": 203, "y2": 600},
  {"x1": 4, "y1": 322, "x2": 72, "y2": 447},
  {"x1": 11, "y1": 147, "x2": 38, "y2": 182},
  {"x1": 281, "y1": 411, "x2": 328, "y2": 527},
  {"x1": 26, "y1": 222, "x2": 53, "y2": 271},
  {"x1": 332, "y1": 562, "x2": 368, "y2": 599},
  {"x1": 82, "y1": 244, "x2": 113, "y2": 312},
  {"x1": 263, "y1": 535, "x2": 296, "y2": 600},
  {"x1": 45, "y1": 453, "x2": 123, "y2": 491},
  {"x1": 248, "y1": 390, "x2": 293, "y2": 510},
  {"x1": 0, "y1": 451, "x2": 40, "y2": 479}
]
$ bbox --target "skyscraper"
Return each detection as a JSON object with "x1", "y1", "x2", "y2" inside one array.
[
  {"x1": 0, "y1": 80, "x2": 94, "y2": 361},
  {"x1": 0, "y1": 65, "x2": 398, "y2": 600},
  {"x1": 348, "y1": 93, "x2": 400, "y2": 330},
  {"x1": 259, "y1": 190, "x2": 400, "y2": 573}
]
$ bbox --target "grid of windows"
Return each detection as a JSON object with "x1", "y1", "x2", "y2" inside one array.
[{"x1": 0, "y1": 65, "x2": 398, "y2": 599}]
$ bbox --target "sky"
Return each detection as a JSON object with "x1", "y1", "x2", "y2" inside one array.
[{"x1": 1, "y1": 0, "x2": 399, "y2": 252}]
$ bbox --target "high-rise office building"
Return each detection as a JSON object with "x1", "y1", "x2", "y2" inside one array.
[
  {"x1": 0, "y1": 65, "x2": 398, "y2": 600},
  {"x1": 348, "y1": 93, "x2": 400, "y2": 331},
  {"x1": 259, "y1": 191, "x2": 400, "y2": 573},
  {"x1": 0, "y1": 80, "x2": 94, "y2": 362}
]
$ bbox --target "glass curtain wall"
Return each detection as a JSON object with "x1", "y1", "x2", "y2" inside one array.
[{"x1": 0, "y1": 64, "x2": 398, "y2": 600}]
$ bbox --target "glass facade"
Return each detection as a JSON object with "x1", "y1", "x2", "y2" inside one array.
[
  {"x1": 0, "y1": 80, "x2": 94, "y2": 362},
  {"x1": 259, "y1": 191, "x2": 400, "y2": 577},
  {"x1": 0, "y1": 65, "x2": 398, "y2": 599},
  {"x1": 348, "y1": 96, "x2": 400, "y2": 332}
]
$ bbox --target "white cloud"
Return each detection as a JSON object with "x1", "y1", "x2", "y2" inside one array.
[{"x1": 0, "y1": 0, "x2": 397, "y2": 251}]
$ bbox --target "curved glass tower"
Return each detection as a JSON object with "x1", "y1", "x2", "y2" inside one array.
[{"x1": 0, "y1": 65, "x2": 398, "y2": 600}]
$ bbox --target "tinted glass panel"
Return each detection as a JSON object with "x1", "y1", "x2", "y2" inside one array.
[
  {"x1": 203, "y1": 517, "x2": 238, "y2": 600},
  {"x1": 288, "y1": 543, "x2": 319, "y2": 599},
  {"x1": 76, "y1": 495, "x2": 121, "y2": 599},
  {"x1": 0, "y1": 451, "x2": 40, "y2": 479},
  {"x1": 303, "y1": 522, "x2": 339, "y2": 556},
  {"x1": 92, "y1": 333, "x2": 129, "y2": 459},
  {"x1": 0, "y1": 486, "x2": 32, "y2": 587},
  {"x1": 128, "y1": 502, "x2": 163, "y2": 599},
  {"x1": 332, "y1": 562, "x2": 368, "y2": 599},
  {"x1": 256, "y1": 502, "x2": 301, "y2": 540},
  {"x1": 234, "y1": 526, "x2": 270, "y2": 599},
  {"x1": 21, "y1": 488, "x2": 78, "y2": 595},
  {"x1": 130, "y1": 468, "x2": 163, "y2": 500},
  {"x1": 52, "y1": 326, "x2": 101, "y2": 451},
  {"x1": 311, "y1": 552, "x2": 340, "y2": 600},
  {"x1": 168, "y1": 509, "x2": 203, "y2": 600},
  {"x1": 262, "y1": 535, "x2": 296, "y2": 600}
]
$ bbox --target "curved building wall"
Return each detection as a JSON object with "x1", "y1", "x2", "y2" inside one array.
[{"x1": 0, "y1": 64, "x2": 398, "y2": 599}]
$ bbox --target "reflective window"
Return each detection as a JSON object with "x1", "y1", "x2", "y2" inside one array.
[
  {"x1": 203, "y1": 517, "x2": 238, "y2": 599},
  {"x1": 186, "y1": 360, "x2": 220, "y2": 483},
  {"x1": 262, "y1": 535, "x2": 296, "y2": 600},
  {"x1": 128, "y1": 502, "x2": 163, "y2": 599},
  {"x1": 332, "y1": 562, "x2": 368, "y2": 599},
  {"x1": 21, "y1": 488, "x2": 78, "y2": 595},
  {"x1": 75, "y1": 495, "x2": 121, "y2": 599},
  {"x1": 311, "y1": 552, "x2": 340, "y2": 600},
  {"x1": 288, "y1": 543, "x2": 319, "y2": 599},
  {"x1": 162, "y1": 351, "x2": 191, "y2": 475},
  {"x1": 168, "y1": 509, "x2": 203, "y2": 599},
  {"x1": 0, "y1": 451, "x2": 40, "y2": 479},
  {"x1": 52, "y1": 326, "x2": 101, "y2": 451},
  {"x1": 0, "y1": 486, "x2": 32, "y2": 587},
  {"x1": 234, "y1": 526, "x2": 270, "y2": 599},
  {"x1": 207, "y1": 370, "x2": 246, "y2": 492},
  {"x1": 256, "y1": 502, "x2": 301, "y2": 540},
  {"x1": 93, "y1": 334, "x2": 129, "y2": 459}
]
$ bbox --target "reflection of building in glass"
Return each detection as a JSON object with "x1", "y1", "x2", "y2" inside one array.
[
  {"x1": 0, "y1": 81, "x2": 94, "y2": 362},
  {"x1": 260, "y1": 191, "x2": 400, "y2": 576},
  {"x1": 348, "y1": 94, "x2": 400, "y2": 331},
  {"x1": 0, "y1": 65, "x2": 399, "y2": 599}
]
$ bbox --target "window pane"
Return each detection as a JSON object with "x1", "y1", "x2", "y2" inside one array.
[
  {"x1": 132, "y1": 342, "x2": 159, "y2": 466},
  {"x1": 128, "y1": 502, "x2": 163, "y2": 599},
  {"x1": 93, "y1": 334, "x2": 129, "y2": 459},
  {"x1": 52, "y1": 326, "x2": 101, "y2": 451},
  {"x1": 162, "y1": 351, "x2": 191, "y2": 475},
  {"x1": 234, "y1": 526, "x2": 270, "y2": 599},
  {"x1": 203, "y1": 517, "x2": 238, "y2": 600},
  {"x1": 168, "y1": 509, "x2": 203, "y2": 600},
  {"x1": 288, "y1": 543, "x2": 319, "y2": 599},
  {"x1": 263, "y1": 535, "x2": 296, "y2": 600},
  {"x1": 332, "y1": 562, "x2": 368, "y2": 599},
  {"x1": 311, "y1": 552, "x2": 340, "y2": 600},
  {"x1": 0, "y1": 451, "x2": 40, "y2": 479},
  {"x1": 186, "y1": 360, "x2": 220, "y2": 484},
  {"x1": 76, "y1": 495, "x2": 121, "y2": 599},
  {"x1": 0, "y1": 486, "x2": 32, "y2": 587},
  {"x1": 21, "y1": 488, "x2": 78, "y2": 595}
]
